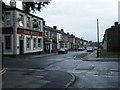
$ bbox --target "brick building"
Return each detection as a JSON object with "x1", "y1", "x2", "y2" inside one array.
[{"x1": 2, "y1": 4, "x2": 44, "y2": 55}]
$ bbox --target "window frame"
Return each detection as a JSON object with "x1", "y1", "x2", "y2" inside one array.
[
  {"x1": 26, "y1": 37, "x2": 31, "y2": 50},
  {"x1": 38, "y1": 20, "x2": 41, "y2": 31},
  {"x1": 5, "y1": 12, "x2": 11, "y2": 26},
  {"x1": 19, "y1": 14, "x2": 24, "y2": 27},
  {"x1": 26, "y1": 16, "x2": 31, "y2": 28},
  {"x1": 33, "y1": 38, "x2": 37, "y2": 49},
  {"x1": 38, "y1": 38, "x2": 42, "y2": 48}
]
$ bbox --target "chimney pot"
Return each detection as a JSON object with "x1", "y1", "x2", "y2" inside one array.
[
  {"x1": 53, "y1": 26, "x2": 57, "y2": 29},
  {"x1": 115, "y1": 22, "x2": 118, "y2": 26}
]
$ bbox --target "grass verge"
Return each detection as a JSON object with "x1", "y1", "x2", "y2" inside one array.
[{"x1": 99, "y1": 50, "x2": 120, "y2": 58}]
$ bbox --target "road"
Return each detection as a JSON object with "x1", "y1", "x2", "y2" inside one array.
[{"x1": 4, "y1": 51, "x2": 120, "y2": 88}]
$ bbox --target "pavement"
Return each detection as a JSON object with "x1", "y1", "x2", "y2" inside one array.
[
  {"x1": 2, "y1": 68, "x2": 75, "y2": 89},
  {"x1": 81, "y1": 51, "x2": 120, "y2": 61},
  {"x1": 80, "y1": 51, "x2": 97, "y2": 60},
  {"x1": 2, "y1": 53, "x2": 75, "y2": 89}
]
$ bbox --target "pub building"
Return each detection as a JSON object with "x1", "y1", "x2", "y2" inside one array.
[{"x1": 2, "y1": 3, "x2": 43, "y2": 55}]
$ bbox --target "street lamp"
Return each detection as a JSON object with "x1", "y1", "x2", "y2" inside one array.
[{"x1": 97, "y1": 19, "x2": 100, "y2": 57}]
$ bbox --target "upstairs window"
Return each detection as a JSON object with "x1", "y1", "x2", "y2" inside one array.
[
  {"x1": 5, "y1": 13, "x2": 11, "y2": 26},
  {"x1": 38, "y1": 21, "x2": 41, "y2": 30},
  {"x1": 27, "y1": 17, "x2": 31, "y2": 28},
  {"x1": 18, "y1": 14, "x2": 24, "y2": 27},
  {"x1": 33, "y1": 19, "x2": 38, "y2": 28}
]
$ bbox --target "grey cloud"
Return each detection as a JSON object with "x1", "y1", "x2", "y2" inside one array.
[{"x1": 37, "y1": 0, "x2": 119, "y2": 42}]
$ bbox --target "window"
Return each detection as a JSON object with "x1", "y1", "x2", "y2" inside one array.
[
  {"x1": 38, "y1": 21, "x2": 41, "y2": 29},
  {"x1": 5, "y1": 36, "x2": 11, "y2": 49},
  {"x1": 5, "y1": 13, "x2": 11, "y2": 26},
  {"x1": 27, "y1": 17, "x2": 30, "y2": 28},
  {"x1": 19, "y1": 14, "x2": 24, "y2": 27},
  {"x1": 33, "y1": 38, "x2": 36, "y2": 48},
  {"x1": 38, "y1": 38, "x2": 42, "y2": 48},
  {"x1": 26, "y1": 38, "x2": 31, "y2": 49},
  {"x1": 33, "y1": 19, "x2": 38, "y2": 28},
  {"x1": 45, "y1": 30, "x2": 48, "y2": 36}
]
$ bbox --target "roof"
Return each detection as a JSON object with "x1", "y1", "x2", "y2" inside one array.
[{"x1": 5, "y1": 5, "x2": 44, "y2": 20}]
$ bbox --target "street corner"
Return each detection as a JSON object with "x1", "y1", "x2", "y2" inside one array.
[
  {"x1": 2, "y1": 68, "x2": 50, "y2": 88},
  {"x1": 64, "y1": 72, "x2": 76, "y2": 89},
  {"x1": 2, "y1": 68, "x2": 76, "y2": 89},
  {"x1": 40, "y1": 70, "x2": 76, "y2": 89}
]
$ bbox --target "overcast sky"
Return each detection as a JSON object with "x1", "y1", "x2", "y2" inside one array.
[
  {"x1": 36, "y1": 0, "x2": 119, "y2": 42},
  {"x1": 5, "y1": 0, "x2": 119, "y2": 42}
]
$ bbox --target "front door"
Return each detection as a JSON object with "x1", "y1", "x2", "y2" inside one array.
[{"x1": 19, "y1": 40, "x2": 24, "y2": 55}]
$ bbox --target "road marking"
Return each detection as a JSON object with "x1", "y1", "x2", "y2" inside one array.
[
  {"x1": 74, "y1": 56, "x2": 76, "y2": 58},
  {"x1": 67, "y1": 57, "x2": 72, "y2": 58}
]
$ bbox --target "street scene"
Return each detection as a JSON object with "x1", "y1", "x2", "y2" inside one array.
[{"x1": 0, "y1": 0, "x2": 120, "y2": 89}]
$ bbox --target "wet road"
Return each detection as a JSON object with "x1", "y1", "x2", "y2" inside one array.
[
  {"x1": 4, "y1": 51, "x2": 87, "y2": 69},
  {"x1": 4, "y1": 51, "x2": 120, "y2": 88}
]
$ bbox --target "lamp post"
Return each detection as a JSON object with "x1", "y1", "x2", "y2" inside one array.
[{"x1": 97, "y1": 19, "x2": 100, "y2": 57}]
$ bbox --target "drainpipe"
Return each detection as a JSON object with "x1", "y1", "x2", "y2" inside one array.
[{"x1": 13, "y1": 10, "x2": 17, "y2": 56}]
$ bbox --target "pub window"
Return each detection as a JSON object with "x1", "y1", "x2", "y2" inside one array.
[
  {"x1": 38, "y1": 38, "x2": 42, "y2": 48},
  {"x1": 33, "y1": 19, "x2": 38, "y2": 28},
  {"x1": 5, "y1": 36, "x2": 11, "y2": 49},
  {"x1": 26, "y1": 38, "x2": 31, "y2": 49},
  {"x1": 5, "y1": 13, "x2": 11, "y2": 26},
  {"x1": 33, "y1": 38, "x2": 36, "y2": 48},
  {"x1": 27, "y1": 17, "x2": 31, "y2": 28},
  {"x1": 38, "y1": 21, "x2": 41, "y2": 30},
  {"x1": 18, "y1": 14, "x2": 24, "y2": 27}
]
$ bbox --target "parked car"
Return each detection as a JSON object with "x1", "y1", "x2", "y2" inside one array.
[
  {"x1": 58, "y1": 48, "x2": 68, "y2": 54},
  {"x1": 94, "y1": 47, "x2": 98, "y2": 50},
  {"x1": 78, "y1": 47, "x2": 85, "y2": 51},
  {"x1": 86, "y1": 47, "x2": 94, "y2": 52}
]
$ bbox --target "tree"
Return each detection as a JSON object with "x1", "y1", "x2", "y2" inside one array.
[
  {"x1": 0, "y1": 1, "x2": 6, "y2": 23},
  {"x1": 22, "y1": 1, "x2": 51, "y2": 13}
]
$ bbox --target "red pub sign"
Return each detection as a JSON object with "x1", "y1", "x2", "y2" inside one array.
[{"x1": 17, "y1": 29, "x2": 42, "y2": 36}]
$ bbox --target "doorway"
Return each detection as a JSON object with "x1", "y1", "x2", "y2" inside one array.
[{"x1": 19, "y1": 40, "x2": 24, "y2": 55}]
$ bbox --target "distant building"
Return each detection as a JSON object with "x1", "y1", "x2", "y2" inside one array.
[
  {"x1": 2, "y1": 4, "x2": 44, "y2": 55},
  {"x1": 43, "y1": 22, "x2": 52, "y2": 53}
]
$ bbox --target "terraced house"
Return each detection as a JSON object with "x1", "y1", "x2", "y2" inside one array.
[
  {"x1": 2, "y1": 3, "x2": 44, "y2": 55},
  {"x1": 102, "y1": 22, "x2": 120, "y2": 52}
]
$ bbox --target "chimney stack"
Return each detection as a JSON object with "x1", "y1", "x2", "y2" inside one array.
[
  {"x1": 10, "y1": 0, "x2": 16, "y2": 7},
  {"x1": 67, "y1": 32, "x2": 69, "y2": 35},
  {"x1": 111, "y1": 25, "x2": 114, "y2": 28},
  {"x1": 53, "y1": 26, "x2": 57, "y2": 29},
  {"x1": 61, "y1": 29, "x2": 64, "y2": 32},
  {"x1": 114, "y1": 22, "x2": 118, "y2": 26},
  {"x1": 71, "y1": 34, "x2": 73, "y2": 36}
]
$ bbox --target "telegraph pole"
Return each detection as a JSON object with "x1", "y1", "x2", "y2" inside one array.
[{"x1": 97, "y1": 19, "x2": 100, "y2": 58}]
